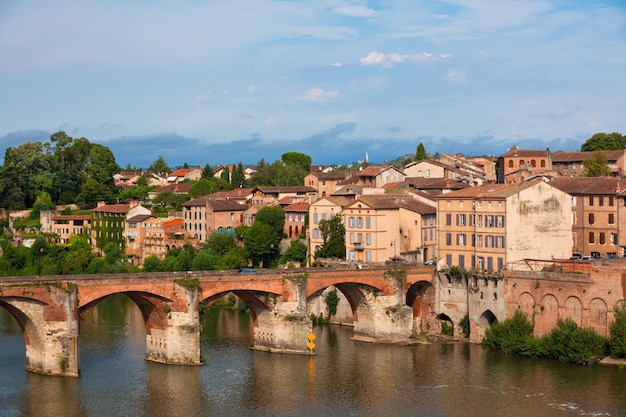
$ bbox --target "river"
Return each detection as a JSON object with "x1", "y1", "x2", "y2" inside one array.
[{"x1": 1, "y1": 294, "x2": 625, "y2": 417}]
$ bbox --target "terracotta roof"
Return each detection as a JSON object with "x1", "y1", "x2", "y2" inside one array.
[
  {"x1": 284, "y1": 201, "x2": 310, "y2": 212},
  {"x1": 207, "y1": 188, "x2": 253, "y2": 199},
  {"x1": 170, "y1": 168, "x2": 200, "y2": 177},
  {"x1": 127, "y1": 214, "x2": 154, "y2": 222},
  {"x1": 332, "y1": 184, "x2": 363, "y2": 195},
  {"x1": 436, "y1": 177, "x2": 546, "y2": 200},
  {"x1": 151, "y1": 183, "x2": 192, "y2": 194},
  {"x1": 350, "y1": 195, "x2": 436, "y2": 214},
  {"x1": 551, "y1": 150, "x2": 625, "y2": 163},
  {"x1": 163, "y1": 218, "x2": 184, "y2": 227},
  {"x1": 403, "y1": 177, "x2": 472, "y2": 191},
  {"x1": 254, "y1": 186, "x2": 317, "y2": 193},
  {"x1": 91, "y1": 203, "x2": 131, "y2": 214},
  {"x1": 308, "y1": 171, "x2": 353, "y2": 180},
  {"x1": 51, "y1": 214, "x2": 91, "y2": 221},
  {"x1": 500, "y1": 147, "x2": 549, "y2": 158},
  {"x1": 182, "y1": 198, "x2": 246, "y2": 211},
  {"x1": 357, "y1": 166, "x2": 387, "y2": 176},
  {"x1": 548, "y1": 177, "x2": 624, "y2": 195}
]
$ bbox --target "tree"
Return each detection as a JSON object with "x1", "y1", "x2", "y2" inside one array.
[
  {"x1": 201, "y1": 164, "x2": 213, "y2": 179},
  {"x1": 244, "y1": 222, "x2": 281, "y2": 267},
  {"x1": 191, "y1": 248, "x2": 220, "y2": 271},
  {"x1": 76, "y1": 178, "x2": 114, "y2": 205},
  {"x1": 216, "y1": 246, "x2": 249, "y2": 270},
  {"x1": 582, "y1": 151, "x2": 612, "y2": 177},
  {"x1": 142, "y1": 255, "x2": 163, "y2": 272},
  {"x1": 149, "y1": 155, "x2": 171, "y2": 175},
  {"x1": 189, "y1": 178, "x2": 215, "y2": 198},
  {"x1": 317, "y1": 215, "x2": 346, "y2": 259},
  {"x1": 414, "y1": 143, "x2": 428, "y2": 161},
  {"x1": 30, "y1": 192, "x2": 56, "y2": 220},
  {"x1": 255, "y1": 205, "x2": 285, "y2": 238},
  {"x1": 279, "y1": 239, "x2": 308, "y2": 265},
  {"x1": 204, "y1": 233, "x2": 237, "y2": 255},
  {"x1": 231, "y1": 162, "x2": 246, "y2": 188},
  {"x1": 86, "y1": 143, "x2": 120, "y2": 192},
  {"x1": 609, "y1": 303, "x2": 626, "y2": 358},
  {"x1": 581, "y1": 132, "x2": 626, "y2": 152},
  {"x1": 281, "y1": 151, "x2": 311, "y2": 171}
]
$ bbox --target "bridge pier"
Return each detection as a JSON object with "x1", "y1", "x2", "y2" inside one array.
[
  {"x1": 1, "y1": 284, "x2": 79, "y2": 376},
  {"x1": 353, "y1": 294, "x2": 413, "y2": 343},
  {"x1": 252, "y1": 301, "x2": 313, "y2": 354},
  {"x1": 144, "y1": 282, "x2": 202, "y2": 366}
]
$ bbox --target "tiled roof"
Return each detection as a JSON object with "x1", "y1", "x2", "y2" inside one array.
[
  {"x1": 551, "y1": 150, "x2": 625, "y2": 163},
  {"x1": 151, "y1": 183, "x2": 193, "y2": 193},
  {"x1": 207, "y1": 188, "x2": 253, "y2": 199},
  {"x1": 548, "y1": 177, "x2": 624, "y2": 195},
  {"x1": 51, "y1": 214, "x2": 91, "y2": 221},
  {"x1": 308, "y1": 171, "x2": 353, "y2": 180},
  {"x1": 170, "y1": 168, "x2": 199, "y2": 177},
  {"x1": 163, "y1": 218, "x2": 184, "y2": 227},
  {"x1": 436, "y1": 177, "x2": 545, "y2": 199},
  {"x1": 350, "y1": 195, "x2": 436, "y2": 214},
  {"x1": 403, "y1": 178, "x2": 473, "y2": 190},
  {"x1": 127, "y1": 214, "x2": 154, "y2": 223},
  {"x1": 254, "y1": 186, "x2": 317, "y2": 193},
  {"x1": 92, "y1": 203, "x2": 131, "y2": 214},
  {"x1": 500, "y1": 147, "x2": 549, "y2": 158},
  {"x1": 182, "y1": 198, "x2": 246, "y2": 211},
  {"x1": 357, "y1": 166, "x2": 387, "y2": 176},
  {"x1": 284, "y1": 201, "x2": 310, "y2": 212}
]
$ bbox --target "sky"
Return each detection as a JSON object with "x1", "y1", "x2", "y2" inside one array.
[{"x1": 1, "y1": 0, "x2": 625, "y2": 168}]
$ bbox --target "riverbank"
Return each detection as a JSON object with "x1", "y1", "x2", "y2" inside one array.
[{"x1": 598, "y1": 356, "x2": 626, "y2": 368}]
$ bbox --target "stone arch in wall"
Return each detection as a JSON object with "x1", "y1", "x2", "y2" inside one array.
[
  {"x1": 518, "y1": 292, "x2": 536, "y2": 324},
  {"x1": 589, "y1": 298, "x2": 608, "y2": 337},
  {"x1": 405, "y1": 281, "x2": 435, "y2": 333},
  {"x1": 539, "y1": 294, "x2": 559, "y2": 336},
  {"x1": 476, "y1": 309, "x2": 498, "y2": 341},
  {"x1": 565, "y1": 296, "x2": 583, "y2": 327}
]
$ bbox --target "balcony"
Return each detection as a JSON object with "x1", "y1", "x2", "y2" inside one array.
[{"x1": 354, "y1": 243, "x2": 364, "y2": 251}]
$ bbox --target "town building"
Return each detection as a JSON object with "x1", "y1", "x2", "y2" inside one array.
[
  {"x1": 182, "y1": 198, "x2": 246, "y2": 242},
  {"x1": 283, "y1": 201, "x2": 309, "y2": 239},
  {"x1": 308, "y1": 196, "x2": 350, "y2": 264},
  {"x1": 548, "y1": 177, "x2": 625, "y2": 258},
  {"x1": 435, "y1": 178, "x2": 572, "y2": 271},
  {"x1": 551, "y1": 150, "x2": 626, "y2": 177},
  {"x1": 45, "y1": 213, "x2": 92, "y2": 244},
  {"x1": 304, "y1": 171, "x2": 353, "y2": 200},
  {"x1": 250, "y1": 186, "x2": 317, "y2": 206},
  {"x1": 343, "y1": 195, "x2": 436, "y2": 265},
  {"x1": 167, "y1": 167, "x2": 202, "y2": 184},
  {"x1": 91, "y1": 200, "x2": 151, "y2": 251},
  {"x1": 497, "y1": 146, "x2": 552, "y2": 184}
]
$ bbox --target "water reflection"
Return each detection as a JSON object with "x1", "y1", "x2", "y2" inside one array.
[{"x1": 0, "y1": 295, "x2": 625, "y2": 417}]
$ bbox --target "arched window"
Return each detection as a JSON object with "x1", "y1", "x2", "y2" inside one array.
[
  {"x1": 541, "y1": 160, "x2": 546, "y2": 168},
  {"x1": 508, "y1": 160, "x2": 513, "y2": 168}
]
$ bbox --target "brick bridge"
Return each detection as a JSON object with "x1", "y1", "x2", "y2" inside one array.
[
  {"x1": 2, "y1": 261, "x2": 624, "y2": 377},
  {"x1": 0, "y1": 266, "x2": 435, "y2": 376}
]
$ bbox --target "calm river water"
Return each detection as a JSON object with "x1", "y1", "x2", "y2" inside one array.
[{"x1": 1, "y1": 294, "x2": 625, "y2": 417}]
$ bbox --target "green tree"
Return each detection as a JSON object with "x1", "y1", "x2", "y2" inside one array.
[
  {"x1": 76, "y1": 178, "x2": 115, "y2": 205},
  {"x1": 189, "y1": 178, "x2": 215, "y2": 198},
  {"x1": 255, "y1": 205, "x2": 285, "y2": 238},
  {"x1": 30, "y1": 192, "x2": 56, "y2": 220},
  {"x1": 201, "y1": 164, "x2": 213, "y2": 179},
  {"x1": 281, "y1": 151, "x2": 312, "y2": 171},
  {"x1": 231, "y1": 162, "x2": 246, "y2": 188},
  {"x1": 244, "y1": 222, "x2": 281, "y2": 267},
  {"x1": 581, "y1": 132, "x2": 626, "y2": 151},
  {"x1": 582, "y1": 151, "x2": 612, "y2": 177},
  {"x1": 317, "y1": 215, "x2": 346, "y2": 259},
  {"x1": 609, "y1": 303, "x2": 626, "y2": 358},
  {"x1": 325, "y1": 289, "x2": 340, "y2": 319},
  {"x1": 204, "y1": 233, "x2": 237, "y2": 255},
  {"x1": 142, "y1": 255, "x2": 163, "y2": 272},
  {"x1": 86, "y1": 143, "x2": 120, "y2": 192},
  {"x1": 191, "y1": 248, "x2": 220, "y2": 271},
  {"x1": 216, "y1": 246, "x2": 249, "y2": 270},
  {"x1": 414, "y1": 142, "x2": 428, "y2": 161},
  {"x1": 279, "y1": 240, "x2": 308, "y2": 265},
  {"x1": 149, "y1": 155, "x2": 171, "y2": 174}
]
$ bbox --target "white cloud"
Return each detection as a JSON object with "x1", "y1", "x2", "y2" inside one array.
[
  {"x1": 299, "y1": 88, "x2": 339, "y2": 102},
  {"x1": 330, "y1": 62, "x2": 344, "y2": 67},
  {"x1": 360, "y1": 51, "x2": 448, "y2": 67},
  {"x1": 333, "y1": 5, "x2": 377, "y2": 18},
  {"x1": 195, "y1": 91, "x2": 213, "y2": 102}
]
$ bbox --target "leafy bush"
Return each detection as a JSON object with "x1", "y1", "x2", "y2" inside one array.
[
  {"x1": 609, "y1": 303, "x2": 626, "y2": 358},
  {"x1": 483, "y1": 310, "x2": 538, "y2": 356},
  {"x1": 540, "y1": 318, "x2": 608, "y2": 364}
]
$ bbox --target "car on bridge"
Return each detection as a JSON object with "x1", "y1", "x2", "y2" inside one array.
[{"x1": 238, "y1": 268, "x2": 256, "y2": 274}]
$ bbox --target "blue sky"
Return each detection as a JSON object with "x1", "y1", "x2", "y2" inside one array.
[{"x1": 1, "y1": 0, "x2": 624, "y2": 168}]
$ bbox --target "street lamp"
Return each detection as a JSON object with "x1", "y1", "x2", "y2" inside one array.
[{"x1": 38, "y1": 247, "x2": 44, "y2": 276}]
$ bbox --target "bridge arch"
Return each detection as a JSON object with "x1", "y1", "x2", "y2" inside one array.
[
  {"x1": 538, "y1": 294, "x2": 559, "y2": 336},
  {"x1": 405, "y1": 280, "x2": 435, "y2": 333},
  {"x1": 472, "y1": 309, "x2": 498, "y2": 341},
  {"x1": 0, "y1": 298, "x2": 43, "y2": 348}
]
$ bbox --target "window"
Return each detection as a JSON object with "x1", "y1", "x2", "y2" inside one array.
[
  {"x1": 350, "y1": 233, "x2": 354, "y2": 244},
  {"x1": 496, "y1": 236, "x2": 505, "y2": 248},
  {"x1": 600, "y1": 233, "x2": 606, "y2": 245},
  {"x1": 589, "y1": 232, "x2": 594, "y2": 244},
  {"x1": 459, "y1": 255, "x2": 465, "y2": 268},
  {"x1": 611, "y1": 233, "x2": 617, "y2": 245},
  {"x1": 446, "y1": 214, "x2": 452, "y2": 226},
  {"x1": 446, "y1": 233, "x2": 452, "y2": 245},
  {"x1": 599, "y1": 196, "x2": 604, "y2": 206},
  {"x1": 477, "y1": 235, "x2": 483, "y2": 247},
  {"x1": 508, "y1": 160, "x2": 513, "y2": 168},
  {"x1": 589, "y1": 213, "x2": 595, "y2": 225},
  {"x1": 457, "y1": 214, "x2": 466, "y2": 226},
  {"x1": 357, "y1": 217, "x2": 363, "y2": 228},
  {"x1": 531, "y1": 159, "x2": 536, "y2": 167},
  {"x1": 313, "y1": 213, "x2": 318, "y2": 224},
  {"x1": 457, "y1": 234, "x2": 466, "y2": 246},
  {"x1": 446, "y1": 254, "x2": 452, "y2": 267},
  {"x1": 609, "y1": 196, "x2": 614, "y2": 206},
  {"x1": 541, "y1": 160, "x2": 546, "y2": 168},
  {"x1": 471, "y1": 234, "x2": 476, "y2": 246},
  {"x1": 366, "y1": 217, "x2": 371, "y2": 228},
  {"x1": 589, "y1": 196, "x2": 594, "y2": 206},
  {"x1": 366, "y1": 234, "x2": 371, "y2": 245},
  {"x1": 609, "y1": 213, "x2": 615, "y2": 224},
  {"x1": 496, "y1": 215, "x2": 505, "y2": 227}
]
